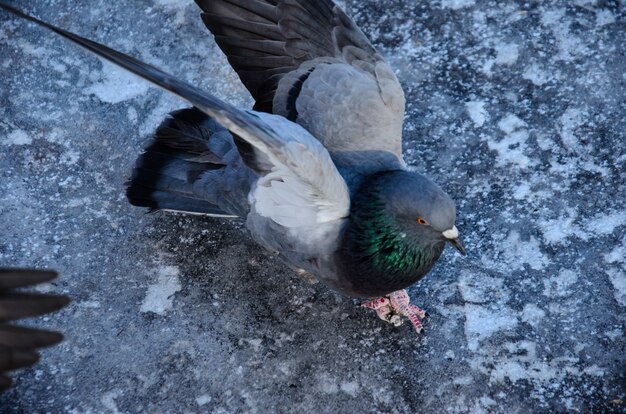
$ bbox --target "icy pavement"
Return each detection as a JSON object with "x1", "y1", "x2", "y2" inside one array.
[{"x1": 1, "y1": 0, "x2": 624, "y2": 412}]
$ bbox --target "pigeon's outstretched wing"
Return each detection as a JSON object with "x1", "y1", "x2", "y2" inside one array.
[
  {"x1": 0, "y1": 269, "x2": 69, "y2": 392},
  {"x1": 196, "y1": 0, "x2": 406, "y2": 159},
  {"x1": 0, "y1": 3, "x2": 350, "y2": 227}
]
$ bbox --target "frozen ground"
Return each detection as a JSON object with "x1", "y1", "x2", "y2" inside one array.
[{"x1": 1, "y1": 0, "x2": 624, "y2": 412}]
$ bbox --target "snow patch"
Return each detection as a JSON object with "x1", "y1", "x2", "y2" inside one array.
[
  {"x1": 318, "y1": 374, "x2": 339, "y2": 394},
  {"x1": 139, "y1": 93, "x2": 181, "y2": 136},
  {"x1": 101, "y1": 390, "x2": 122, "y2": 414},
  {"x1": 521, "y1": 304, "x2": 546, "y2": 327},
  {"x1": 596, "y1": 9, "x2": 616, "y2": 26},
  {"x1": 604, "y1": 245, "x2": 626, "y2": 265},
  {"x1": 539, "y1": 208, "x2": 583, "y2": 245},
  {"x1": 490, "y1": 359, "x2": 558, "y2": 384},
  {"x1": 501, "y1": 231, "x2": 549, "y2": 271},
  {"x1": 606, "y1": 268, "x2": 626, "y2": 306},
  {"x1": 458, "y1": 272, "x2": 508, "y2": 304},
  {"x1": 464, "y1": 305, "x2": 518, "y2": 351},
  {"x1": 487, "y1": 115, "x2": 533, "y2": 168},
  {"x1": 196, "y1": 395, "x2": 212, "y2": 406},
  {"x1": 465, "y1": 101, "x2": 489, "y2": 127},
  {"x1": 543, "y1": 269, "x2": 578, "y2": 297},
  {"x1": 154, "y1": 0, "x2": 190, "y2": 27},
  {"x1": 440, "y1": 0, "x2": 475, "y2": 10},
  {"x1": 585, "y1": 210, "x2": 626, "y2": 236},
  {"x1": 559, "y1": 107, "x2": 586, "y2": 152},
  {"x1": 340, "y1": 381, "x2": 360, "y2": 397},
  {"x1": 541, "y1": 8, "x2": 589, "y2": 61},
  {"x1": 84, "y1": 61, "x2": 150, "y2": 104},
  {"x1": 140, "y1": 265, "x2": 182, "y2": 315},
  {"x1": 127, "y1": 107, "x2": 138, "y2": 124},
  {"x1": 523, "y1": 64, "x2": 550, "y2": 86},
  {"x1": 3, "y1": 129, "x2": 32, "y2": 146},
  {"x1": 495, "y1": 43, "x2": 519, "y2": 65},
  {"x1": 498, "y1": 114, "x2": 526, "y2": 134}
]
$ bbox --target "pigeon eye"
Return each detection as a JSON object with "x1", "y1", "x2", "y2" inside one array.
[{"x1": 417, "y1": 217, "x2": 429, "y2": 225}]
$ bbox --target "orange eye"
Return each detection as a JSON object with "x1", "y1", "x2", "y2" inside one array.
[{"x1": 417, "y1": 217, "x2": 429, "y2": 225}]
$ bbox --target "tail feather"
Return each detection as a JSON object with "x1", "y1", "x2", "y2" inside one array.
[{"x1": 126, "y1": 108, "x2": 239, "y2": 217}]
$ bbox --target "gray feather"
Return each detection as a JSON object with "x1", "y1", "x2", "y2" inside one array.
[{"x1": 196, "y1": 0, "x2": 406, "y2": 160}]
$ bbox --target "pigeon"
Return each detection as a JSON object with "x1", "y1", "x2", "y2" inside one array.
[
  {"x1": 0, "y1": 269, "x2": 69, "y2": 391},
  {"x1": 0, "y1": 1, "x2": 465, "y2": 333}
]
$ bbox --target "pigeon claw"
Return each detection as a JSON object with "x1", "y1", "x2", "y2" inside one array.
[{"x1": 361, "y1": 289, "x2": 427, "y2": 333}]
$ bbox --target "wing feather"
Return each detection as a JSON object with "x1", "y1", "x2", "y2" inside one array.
[
  {"x1": 0, "y1": 3, "x2": 350, "y2": 228},
  {"x1": 196, "y1": 0, "x2": 406, "y2": 158}
]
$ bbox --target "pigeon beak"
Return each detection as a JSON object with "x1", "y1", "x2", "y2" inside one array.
[
  {"x1": 447, "y1": 237, "x2": 467, "y2": 256},
  {"x1": 442, "y1": 226, "x2": 466, "y2": 256}
]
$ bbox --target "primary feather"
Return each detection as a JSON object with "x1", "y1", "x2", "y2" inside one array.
[{"x1": 0, "y1": 269, "x2": 69, "y2": 392}]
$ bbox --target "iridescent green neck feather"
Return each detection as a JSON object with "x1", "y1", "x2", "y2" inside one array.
[
  {"x1": 353, "y1": 197, "x2": 435, "y2": 274},
  {"x1": 339, "y1": 179, "x2": 445, "y2": 297}
]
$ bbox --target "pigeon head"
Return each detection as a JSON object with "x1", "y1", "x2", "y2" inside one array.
[
  {"x1": 340, "y1": 170, "x2": 465, "y2": 296},
  {"x1": 375, "y1": 170, "x2": 464, "y2": 252}
]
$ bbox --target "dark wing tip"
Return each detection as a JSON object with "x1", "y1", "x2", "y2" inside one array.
[
  {"x1": 0, "y1": 375, "x2": 12, "y2": 391},
  {"x1": 0, "y1": 325, "x2": 64, "y2": 349},
  {"x1": 0, "y1": 294, "x2": 70, "y2": 322},
  {"x1": 0, "y1": 269, "x2": 59, "y2": 290},
  {"x1": 0, "y1": 349, "x2": 40, "y2": 372}
]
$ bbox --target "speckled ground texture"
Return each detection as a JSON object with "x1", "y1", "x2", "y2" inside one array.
[{"x1": 1, "y1": 0, "x2": 625, "y2": 412}]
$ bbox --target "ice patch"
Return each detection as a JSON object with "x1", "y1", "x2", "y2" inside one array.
[
  {"x1": 559, "y1": 107, "x2": 586, "y2": 152},
  {"x1": 127, "y1": 107, "x2": 138, "y2": 124},
  {"x1": 541, "y1": 8, "x2": 566, "y2": 26},
  {"x1": 521, "y1": 304, "x2": 546, "y2": 327},
  {"x1": 140, "y1": 265, "x2": 182, "y2": 315},
  {"x1": 458, "y1": 272, "x2": 507, "y2": 304},
  {"x1": 464, "y1": 305, "x2": 518, "y2": 351},
  {"x1": 465, "y1": 101, "x2": 489, "y2": 127},
  {"x1": 498, "y1": 114, "x2": 526, "y2": 134},
  {"x1": 3, "y1": 129, "x2": 32, "y2": 146},
  {"x1": 541, "y1": 8, "x2": 589, "y2": 61},
  {"x1": 510, "y1": 177, "x2": 551, "y2": 202},
  {"x1": 440, "y1": 0, "x2": 475, "y2": 10},
  {"x1": 101, "y1": 390, "x2": 122, "y2": 414},
  {"x1": 139, "y1": 93, "x2": 181, "y2": 136},
  {"x1": 319, "y1": 374, "x2": 339, "y2": 394},
  {"x1": 604, "y1": 245, "x2": 626, "y2": 265},
  {"x1": 501, "y1": 231, "x2": 549, "y2": 271},
  {"x1": 539, "y1": 208, "x2": 583, "y2": 245},
  {"x1": 84, "y1": 61, "x2": 150, "y2": 104},
  {"x1": 488, "y1": 130, "x2": 533, "y2": 168},
  {"x1": 512, "y1": 182, "x2": 532, "y2": 200},
  {"x1": 523, "y1": 64, "x2": 550, "y2": 86},
  {"x1": 596, "y1": 9, "x2": 616, "y2": 26},
  {"x1": 490, "y1": 359, "x2": 558, "y2": 384},
  {"x1": 585, "y1": 210, "x2": 626, "y2": 236},
  {"x1": 196, "y1": 395, "x2": 212, "y2": 406},
  {"x1": 606, "y1": 268, "x2": 626, "y2": 306},
  {"x1": 495, "y1": 43, "x2": 519, "y2": 65},
  {"x1": 543, "y1": 269, "x2": 578, "y2": 297},
  {"x1": 486, "y1": 114, "x2": 533, "y2": 167},
  {"x1": 340, "y1": 381, "x2": 360, "y2": 397}
]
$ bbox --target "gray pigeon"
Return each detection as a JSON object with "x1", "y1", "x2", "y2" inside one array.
[
  {"x1": 0, "y1": 269, "x2": 69, "y2": 391},
  {"x1": 0, "y1": 1, "x2": 465, "y2": 332}
]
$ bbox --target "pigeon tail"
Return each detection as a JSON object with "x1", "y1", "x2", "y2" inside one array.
[{"x1": 126, "y1": 108, "x2": 241, "y2": 217}]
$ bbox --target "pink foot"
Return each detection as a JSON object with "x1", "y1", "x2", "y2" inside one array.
[{"x1": 361, "y1": 290, "x2": 427, "y2": 333}]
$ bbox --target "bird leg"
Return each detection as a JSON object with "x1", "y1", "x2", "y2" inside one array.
[{"x1": 361, "y1": 290, "x2": 427, "y2": 333}]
